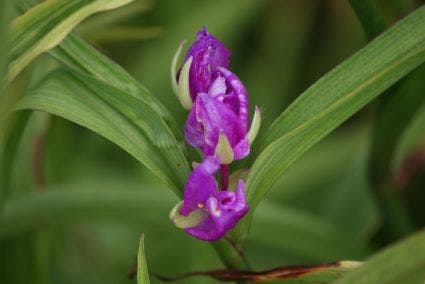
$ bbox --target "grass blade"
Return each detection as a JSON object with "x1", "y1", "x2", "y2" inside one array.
[
  {"x1": 247, "y1": 6, "x2": 425, "y2": 209},
  {"x1": 137, "y1": 235, "x2": 151, "y2": 284},
  {"x1": 335, "y1": 229, "x2": 425, "y2": 284},
  {"x1": 7, "y1": 0, "x2": 134, "y2": 84},
  {"x1": 349, "y1": 0, "x2": 386, "y2": 39},
  {"x1": 14, "y1": 69, "x2": 190, "y2": 194}
]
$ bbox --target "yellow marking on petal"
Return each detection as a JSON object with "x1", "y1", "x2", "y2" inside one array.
[
  {"x1": 197, "y1": 203, "x2": 204, "y2": 209},
  {"x1": 169, "y1": 201, "x2": 206, "y2": 229}
]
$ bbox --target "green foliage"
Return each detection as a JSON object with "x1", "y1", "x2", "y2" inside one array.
[
  {"x1": 137, "y1": 235, "x2": 151, "y2": 284},
  {"x1": 246, "y1": 6, "x2": 425, "y2": 209},
  {"x1": 2, "y1": 1, "x2": 425, "y2": 283},
  {"x1": 7, "y1": 0, "x2": 135, "y2": 84},
  {"x1": 335, "y1": 229, "x2": 425, "y2": 284},
  {"x1": 349, "y1": 0, "x2": 386, "y2": 39},
  {"x1": 15, "y1": 68, "x2": 190, "y2": 194}
]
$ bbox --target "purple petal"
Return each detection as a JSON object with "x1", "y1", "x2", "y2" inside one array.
[
  {"x1": 218, "y1": 67, "x2": 249, "y2": 131},
  {"x1": 183, "y1": 28, "x2": 230, "y2": 100},
  {"x1": 180, "y1": 157, "x2": 220, "y2": 216},
  {"x1": 186, "y1": 93, "x2": 248, "y2": 159},
  {"x1": 208, "y1": 76, "x2": 226, "y2": 101},
  {"x1": 233, "y1": 135, "x2": 250, "y2": 160},
  {"x1": 185, "y1": 179, "x2": 249, "y2": 241},
  {"x1": 184, "y1": 104, "x2": 204, "y2": 149}
]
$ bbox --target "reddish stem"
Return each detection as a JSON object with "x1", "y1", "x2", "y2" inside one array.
[{"x1": 220, "y1": 164, "x2": 229, "y2": 190}]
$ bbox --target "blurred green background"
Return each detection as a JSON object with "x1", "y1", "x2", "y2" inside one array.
[{"x1": 1, "y1": 0, "x2": 425, "y2": 283}]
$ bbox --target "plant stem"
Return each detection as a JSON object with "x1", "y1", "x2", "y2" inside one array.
[
  {"x1": 212, "y1": 239, "x2": 250, "y2": 270},
  {"x1": 220, "y1": 164, "x2": 229, "y2": 190}
]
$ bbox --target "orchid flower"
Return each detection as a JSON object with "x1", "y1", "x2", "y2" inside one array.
[
  {"x1": 169, "y1": 27, "x2": 261, "y2": 241},
  {"x1": 170, "y1": 157, "x2": 248, "y2": 241},
  {"x1": 173, "y1": 28, "x2": 261, "y2": 165}
]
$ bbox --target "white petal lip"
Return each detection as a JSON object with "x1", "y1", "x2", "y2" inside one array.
[{"x1": 169, "y1": 201, "x2": 206, "y2": 229}]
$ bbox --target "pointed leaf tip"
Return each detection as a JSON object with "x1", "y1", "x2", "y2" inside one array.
[
  {"x1": 215, "y1": 132, "x2": 234, "y2": 164},
  {"x1": 177, "y1": 56, "x2": 193, "y2": 110},
  {"x1": 171, "y1": 40, "x2": 186, "y2": 95},
  {"x1": 137, "y1": 234, "x2": 150, "y2": 284},
  {"x1": 248, "y1": 106, "x2": 261, "y2": 145}
]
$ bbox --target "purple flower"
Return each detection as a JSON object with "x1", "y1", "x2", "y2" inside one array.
[
  {"x1": 184, "y1": 68, "x2": 252, "y2": 164},
  {"x1": 184, "y1": 27, "x2": 231, "y2": 101},
  {"x1": 170, "y1": 157, "x2": 248, "y2": 241}
]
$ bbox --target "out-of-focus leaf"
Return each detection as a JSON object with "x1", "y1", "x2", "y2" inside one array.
[
  {"x1": 320, "y1": 157, "x2": 380, "y2": 242},
  {"x1": 335, "y1": 229, "x2": 425, "y2": 284},
  {"x1": 76, "y1": 0, "x2": 153, "y2": 33},
  {"x1": 49, "y1": 33, "x2": 181, "y2": 135},
  {"x1": 0, "y1": 185, "x2": 174, "y2": 239},
  {"x1": 128, "y1": 0, "x2": 265, "y2": 118},
  {"x1": 241, "y1": 2, "x2": 317, "y2": 127},
  {"x1": 249, "y1": 203, "x2": 369, "y2": 261},
  {"x1": 349, "y1": 0, "x2": 386, "y2": 39},
  {"x1": 0, "y1": 0, "x2": 11, "y2": 211},
  {"x1": 369, "y1": 65, "x2": 425, "y2": 188},
  {"x1": 7, "y1": 0, "x2": 135, "y2": 84},
  {"x1": 137, "y1": 235, "x2": 150, "y2": 284},
  {"x1": 16, "y1": 0, "x2": 178, "y2": 134},
  {"x1": 247, "y1": 6, "x2": 425, "y2": 209},
  {"x1": 0, "y1": 0, "x2": 8, "y2": 85},
  {"x1": 14, "y1": 69, "x2": 190, "y2": 194},
  {"x1": 81, "y1": 26, "x2": 162, "y2": 43}
]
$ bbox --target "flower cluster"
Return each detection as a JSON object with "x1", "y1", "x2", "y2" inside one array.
[{"x1": 170, "y1": 28, "x2": 260, "y2": 241}]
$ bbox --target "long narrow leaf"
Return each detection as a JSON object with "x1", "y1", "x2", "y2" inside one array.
[
  {"x1": 15, "y1": 0, "x2": 180, "y2": 139},
  {"x1": 137, "y1": 235, "x2": 151, "y2": 284},
  {"x1": 0, "y1": 186, "x2": 174, "y2": 240},
  {"x1": 247, "y1": 6, "x2": 425, "y2": 208},
  {"x1": 7, "y1": 0, "x2": 134, "y2": 84},
  {"x1": 14, "y1": 69, "x2": 190, "y2": 194},
  {"x1": 335, "y1": 229, "x2": 425, "y2": 284}
]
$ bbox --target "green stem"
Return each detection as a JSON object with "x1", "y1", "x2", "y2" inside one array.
[{"x1": 212, "y1": 239, "x2": 250, "y2": 270}]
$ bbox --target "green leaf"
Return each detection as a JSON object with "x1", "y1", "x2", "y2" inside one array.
[
  {"x1": 0, "y1": 184, "x2": 175, "y2": 240},
  {"x1": 15, "y1": 0, "x2": 175, "y2": 133},
  {"x1": 349, "y1": 0, "x2": 386, "y2": 39},
  {"x1": 250, "y1": 203, "x2": 369, "y2": 261},
  {"x1": 137, "y1": 235, "x2": 151, "y2": 284},
  {"x1": 0, "y1": 0, "x2": 11, "y2": 211},
  {"x1": 7, "y1": 0, "x2": 135, "y2": 84},
  {"x1": 49, "y1": 33, "x2": 176, "y2": 128},
  {"x1": 369, "y1": 65, "x2": 425, "y2": 188},
  {"x1": 81, "y1": 26, "x2": 162, "y2": 43},
  {"x1": 335, "y1": 229, "x2": 425, "y2": 284},
  {"x1": 247, "y1": 6, "x2": 425, "y2": 209},
  {"x1": 14, "y1": 69, "x2": 190, "y2": 194}
]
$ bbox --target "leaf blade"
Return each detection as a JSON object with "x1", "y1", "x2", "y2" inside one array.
[
  {"x1": 14, "y1": 69, "x2": 190, "y2": 194},
  {"x1": 335, "y1": 229, "x2": 425, "y2": 284},
  {"x1": 137, "y1": 235, "x2": 151, "y2": 284},
  {"x1": 247, "y1": 6, "x2": 425, "y2": 209},
  {"x1": 7, "y1": 0, "x2": 134, "y2": 84}
]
